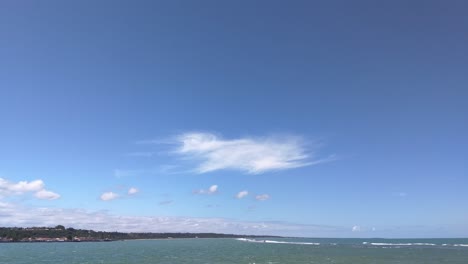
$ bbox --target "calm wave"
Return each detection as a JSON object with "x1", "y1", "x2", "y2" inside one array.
[{"x1": 1, "y1": 238, "x2": 468, "y2": 263}]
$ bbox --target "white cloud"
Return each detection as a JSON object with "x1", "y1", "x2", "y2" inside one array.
[
  {"x1": 236, "y1": 190, "x2": 249, "y2": 199},
  {"x1": 209, "y1": 185, "x2": 218, "y2": 193},
  {"x1": 128, "y1": 187, "x2": 139, "y2": 195},
  {"x1": 100, "y1": 192, "x2": 119, "y2": 201},
  {"x1": 352, "y1": 225, "x2": 361, "y2": 232},
  {"x1": 0, "y1": 178, "x2": 60, "y2": 200},
  {"x1": 35, "y1": 189, "x2": 60, "y2": 200},
  {"x1": 174, "y1": 132, "x2": 332, "y2": 174},
  {"x1": 255, "y1": 194, "x2": 270, "y2": 201},
  {"x1": 194, "y1": 184, "x2": 218, "y2": 195},
  {"x1": 0, "y1": 203, "x2": 345, "y2": 236},
  {"x1": 0, "y1": 178, "x2": 44, "y2": 194},
  {"x1": 0, "y1": 201, "x2": 13, "y2": 208},
  {"x1": 1, "y1": 202, "x2": 454, "y2": 237}
]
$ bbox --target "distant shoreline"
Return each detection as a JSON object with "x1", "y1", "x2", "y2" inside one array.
[
  {"x1": 0, "y1": 225, "x2": 280, "y2": 243},
  {"x1": 0, "y1": 236, "x2": 277, "y2": 243}
]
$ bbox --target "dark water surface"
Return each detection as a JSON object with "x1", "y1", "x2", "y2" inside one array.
[{"x1": 1, "y1": 238, "x2": 468, "y2": 263}]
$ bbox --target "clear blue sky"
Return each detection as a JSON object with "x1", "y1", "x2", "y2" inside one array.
[{"x1": 0, "y1": 0, "x2": 467, "y2": 237}]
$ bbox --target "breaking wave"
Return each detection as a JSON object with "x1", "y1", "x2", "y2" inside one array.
[
  {"x1": 237, "y1": 239, "x2": 468, "y2": 248},
  {"x1": 236, "y1": 238, "x2": 320, "y2": 245},
  {"x1": 364, "y1": 242, "x2": 436, "y2": 246}
]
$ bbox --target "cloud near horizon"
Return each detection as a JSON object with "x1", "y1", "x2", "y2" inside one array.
[
  {"x1": 0, "y1": 201, "x2": 346, "y2": 236},
  {"x1": 0, "y1": 178, "x2": 60, "y2": 200},
  {"x1": 0, "y1": 201, "x2": 459, "y2": 237},
  {"x1": 173, "y1": 132, "x2": 331, "y2": 174}
]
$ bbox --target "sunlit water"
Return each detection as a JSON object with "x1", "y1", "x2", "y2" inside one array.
[{"x1": 1, "y1": 238, "x2": 468, "y2": 263}]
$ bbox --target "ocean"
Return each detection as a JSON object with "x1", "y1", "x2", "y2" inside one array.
[{"x1": 1, "y1": 237, "x2": 467, "y2": 263}]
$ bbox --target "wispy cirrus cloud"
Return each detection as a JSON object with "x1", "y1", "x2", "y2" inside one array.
[
  {"x1": 172, "y1": 132, "x2": 333, "y2": 174},
  {"x1": 0, "y1": 178, "x2": 60, "y2": 200},
  {"x1": 255, "y1": 194, "x2": 270, "y2": 201}
]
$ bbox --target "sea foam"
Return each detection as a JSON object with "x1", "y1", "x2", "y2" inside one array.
[
  {"x1": 363, "y1": 242, "x2": 447, "y2": 247},
  {"x1": 236, "y1": 238, "x2": 320, "y2": 245}
]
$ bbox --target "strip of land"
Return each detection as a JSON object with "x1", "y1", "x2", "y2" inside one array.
[{"x1": 0, "y1": 225, "x2": 279, "y2": 242}]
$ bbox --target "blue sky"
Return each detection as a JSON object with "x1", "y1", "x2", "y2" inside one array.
[{"x1": 0, "y1": 0, "x2": 467, "y2": 238}]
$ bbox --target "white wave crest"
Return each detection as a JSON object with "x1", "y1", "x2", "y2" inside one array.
[
  {"x1": 236, "y1": 238, "x2": 320, "y2": 245},
  {"x1": 367, "y1": 242, "x2": 438, "y2": 247},
  {"x1": 370, "y1": 243, "x2": 413, "y2": 246}
]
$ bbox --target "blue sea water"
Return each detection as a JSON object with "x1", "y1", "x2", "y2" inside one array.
[{"x1": 1, "y1": 237, "x2": 467, "y2": 263}]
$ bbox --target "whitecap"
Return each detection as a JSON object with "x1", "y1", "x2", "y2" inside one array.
[
  {"x1": 370, "y1": 243, "x2": 413, "y2": 246},
  {"x1": 236, "y1": 238, "x2": 319, "y2": 245}
]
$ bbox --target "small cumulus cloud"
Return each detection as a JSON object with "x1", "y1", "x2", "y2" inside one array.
[
  {"x1": 0, "y1": 178, "x2": 44, "y2": 194},
  {"x1": 236, "y1": 190, "x2": 249, "y2": 199},
  {"x1": 352, "y1": 225, "x2": 361, "y2": 232},
  {"x1": 194, "y1": 184, "x2": 218, "y2": 195},
  {"x1": 0, "y1": 178, "x2": 60, "y2": 200},
  {"x1": 209, "y1": 185, "x2": 218, "y2": 193},
  {"x1": 172, "y1": 132, "x2": 333, "y2": 174},
  {"x1": 100, "y1": 192, "x2": 119, "y2": 201},
  {"x1": 35, "y1": 189, "x2": 60, "y2": 200},
  {"x1": 128, "y1": 187, "x2": 139, "y2": 195},
  {"x1": 255, "y1": 194, "x2": 270, "y2": 201}
]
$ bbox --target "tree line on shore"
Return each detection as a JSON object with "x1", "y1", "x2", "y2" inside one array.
[{"x1": 0, "y1": 225, "x2": 277, "y2": 242}]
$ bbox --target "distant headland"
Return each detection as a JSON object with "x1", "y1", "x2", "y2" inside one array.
[{"x1": 0, "y1": 225, "x2": 279, "y2": 242}]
